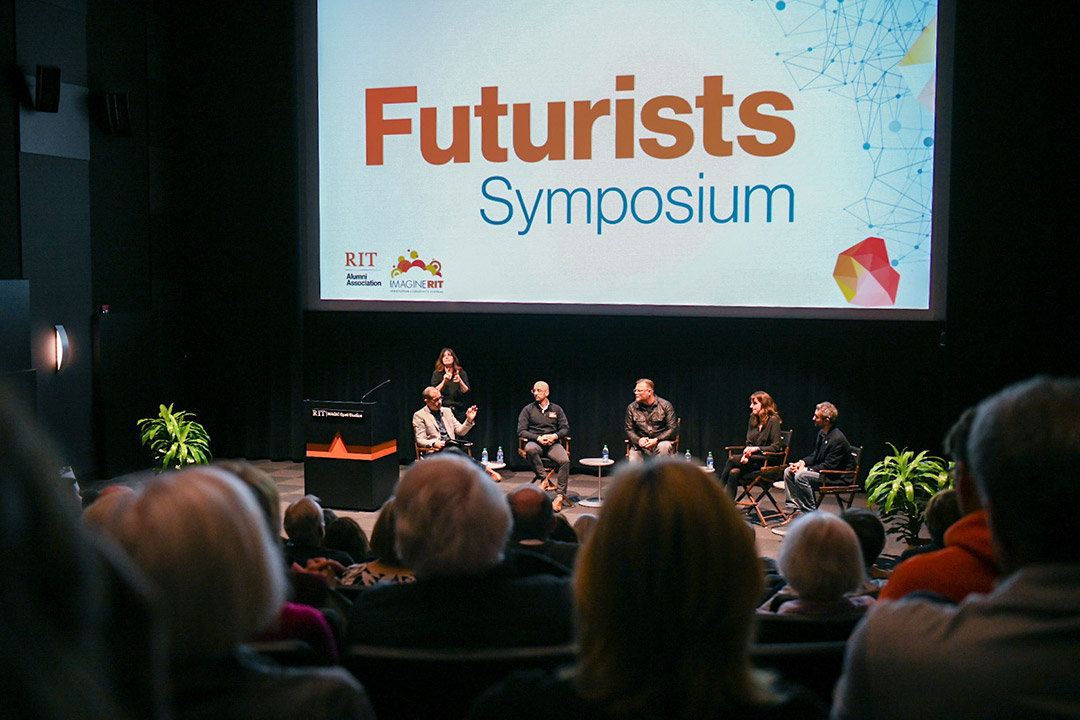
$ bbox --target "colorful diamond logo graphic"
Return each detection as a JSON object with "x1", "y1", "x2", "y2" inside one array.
[{"x1": 833, "y1": 237, "x2": 900, "y2": 306}]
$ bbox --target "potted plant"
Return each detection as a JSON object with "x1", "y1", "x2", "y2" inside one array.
[
  {"x1": 864, "y1": 443, "x2": 952, "y2": 545},
  {"x1": 137, "y1": 403, "x2": 213, "y2": 470}
]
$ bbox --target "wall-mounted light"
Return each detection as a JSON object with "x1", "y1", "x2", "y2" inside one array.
[{"x1": 54, "y1": 324, "x2": 69, "y2": 373}]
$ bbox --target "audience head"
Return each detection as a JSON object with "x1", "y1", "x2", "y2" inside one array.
[
  {"x1": 394, "y1": 454, "x2": 511, "y2": 578},
  {"x1": 283, "y1": 495, "x2": 325, "y2": 546},
  {"x1": 215, "y1": 459, "x2": 281, "y2": 542},
  {"x1": 572, "y1": 513, "x2": 599, "y2": 545},
  {"x1": 943, "y1": 406, "x2": 983, "y2": 514},
  {"x1": 839, "y1": 508, "x2": 886, "y2": 571},
  {"x1": 923, "y1": 488, "x2": 962, "y2": 547},
  {"x1": 81, "y1": 485, "x2": 136, "y2": 530},
  {"x1": 324, "y1": 516, "x2": 370, "y2": 562},
  {"x1": 778, "y1": 511, "x2": 864, "y2": 601},
  {"x1": 508, "y1": 485, "x2": 555, "y2": 542},
  {"x1": 969, "y1": 375, "x2": 1080, "y2": 570},
  {"x1": 94, "y1": 466, "x2": 286, "y2": 661},
  {"x1": 574, "y1": 458, "x2": 766, "y2": 717},
  {"x1": 369, "y1": 497, "x2": 406, "y2": 567},
  {"x1": 2, "y1": 388, "x2": 163, "y2": 719}
]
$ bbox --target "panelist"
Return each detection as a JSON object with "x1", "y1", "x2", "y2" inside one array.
[
  {"x1": 413, "y1": 386, "x2": 476, "y2": 451},
  {"x1": 720, "y1": 391, "x2": 784, "y2": 498},
  {"x1": 780, "y1": 401, "x2": 852, "y2": 519},
  {"x1": 431, "y1": 348, "x2": 470, "y2": 422},
  {"x1": 517, "y1": 381, "x2": 572, "y2": 512},
  {"x1": 625, "y1": 378, "x2": 678, "y2": 461}
]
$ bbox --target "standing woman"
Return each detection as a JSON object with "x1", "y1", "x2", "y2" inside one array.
[
  {"x1": 431, "y1": 348, "x2": 471, "y2": 423},
  {"x1": 720, "y1": 391, "x2": 783, "y2": 499}
]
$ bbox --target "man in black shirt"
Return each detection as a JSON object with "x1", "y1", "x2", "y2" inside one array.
[
  {"x1": 779, "y1": 401, "x2": 852, "y2": 517},
  {"x1": 517, "y1": 381, "x2": 572, "y2": 512}
]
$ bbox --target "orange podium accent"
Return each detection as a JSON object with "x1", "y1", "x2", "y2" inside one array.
[{"x1": 306, "y1": 433, "x2": 397, "y2": 460}]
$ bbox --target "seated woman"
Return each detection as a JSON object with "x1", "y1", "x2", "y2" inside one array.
[
  {"x1": 340, "y1": 497, "x2": 415, "y2": 588},
  {"x1": 431, "y1": 347, "x2": 471, "y2": 423},
  {"x1": 771, "y1": 511, "x2": 875, "y2": 617},
  {"x1": 92, "y1": 466, "x2": 374, "y2": 720},
  {"x1": 471, "y1": 458, "x2": 825, "y2": 720},
  {"x1": 720, "y1": 391, "x2": 783, "y2": 499}
]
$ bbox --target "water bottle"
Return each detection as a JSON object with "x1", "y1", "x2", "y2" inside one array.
[
  {"x1": 496, "y1": 446, "x2": 504, "y2": 464},
  {"x1": 481, "y1": 447, "x2": 489, "y2": 464},
  {"x1": 685, "y1": 449, "x2": 692, "y2": 462},
  {"x1": 707, "y1": 451, "x2": 714, "y2": 470},
  {"x1": 602, "y1": 444, "x2": 609, "y2": 460}
]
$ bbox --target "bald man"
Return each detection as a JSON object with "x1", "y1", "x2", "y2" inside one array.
[{"x1": 517, "y1": 381, "x2": 572, "y2": 512}]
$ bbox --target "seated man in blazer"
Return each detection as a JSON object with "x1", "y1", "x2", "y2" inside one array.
[{"x1": 413, "y1": 386, "x2": 477, "y2": 451}]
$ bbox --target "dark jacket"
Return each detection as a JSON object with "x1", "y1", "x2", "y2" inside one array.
[{"x1": 625, "y1": 397, "x2": 677, "y2": 444}]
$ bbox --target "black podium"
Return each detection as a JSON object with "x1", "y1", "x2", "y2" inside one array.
[{"x1": 303, "y1": 399, "x2": 398, "y2": 510}]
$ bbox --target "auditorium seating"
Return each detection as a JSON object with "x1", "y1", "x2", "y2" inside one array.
[{"x1": 342, "y1": 643, "x2": 577, "y2": 720}]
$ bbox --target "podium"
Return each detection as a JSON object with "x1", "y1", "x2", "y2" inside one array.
[{"x1": 303, "y1": 399, "x2": 398, "y2": 510}]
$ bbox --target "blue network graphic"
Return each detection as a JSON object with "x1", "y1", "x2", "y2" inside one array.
[{"x1": 756, "y1": 0, "x2": 937, "y2": 271}]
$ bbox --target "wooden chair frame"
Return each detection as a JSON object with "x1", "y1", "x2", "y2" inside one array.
[
  {"x1": 518, "y1": 436, "x2": 570, "y2": 490},
  {"x1": 731, "y1": 429, "x2": 793, "y2": 527},
  {"x1": 814, "y1": 445, "x2": 863, "y2": 510}
]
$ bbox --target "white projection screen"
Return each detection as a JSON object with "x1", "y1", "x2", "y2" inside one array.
[{"x1": 303, "y1": 0, "x2": 950, "y2": 318}]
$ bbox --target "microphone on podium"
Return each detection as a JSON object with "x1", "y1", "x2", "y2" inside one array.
[{"x1": 360, "y1": 378, "x2": 392, "y2": 402}]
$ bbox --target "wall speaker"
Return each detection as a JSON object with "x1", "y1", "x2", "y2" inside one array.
[{"x1": 34, "y1": 64, "x2": 61, "y2": 112}]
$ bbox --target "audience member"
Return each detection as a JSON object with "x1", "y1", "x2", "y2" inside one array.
[
  {"x1": 833, "y1": 376, "x2": 1080, "y2": 719},
  {"x1": 283, "y1": 495, "x2": 355, "y2": 567},
  {"x1": 340, "y1": 497, "x2": 415, "y2": 588},
  {"x1": 507, "y1": 485, "x2": 579, "y2": 570},
  {"x1": 325, "y1": 517, "x2": 371, "y2": 565},
  {"x1": 572, "y1": 513, "x2": 599, "y2": 545},
  {"x1": 346, "y1": 454, "x2": 572, "y2": 647},
  {"x1": 212, "y1": 462, "x2": 342, "y2": 662},
  {"x1": 839, "y1": 508, "x2": 889, "y2": 595},
  {"x1": 895, "y1": 487, "x2": 962, "y2": 563},
  {"x1": 472, "y1": 458, "x2": 825, "y2": 720},
  {"x1": 878, "y1": 406, "x2": 1000, "y2": 602},
  {"x1": 1, "y1": 388, "x2": 168, "y2": 720},
  {"x1": 94, "y1": 466, "x2": 374, "y2": 719},
  {"x1": 768, "y1": 512, "x2": 874, "y2": 617}
]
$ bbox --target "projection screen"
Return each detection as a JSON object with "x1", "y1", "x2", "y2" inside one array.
[{"x1": 305, "y1": 0, "x2": 950, "y2": 318}]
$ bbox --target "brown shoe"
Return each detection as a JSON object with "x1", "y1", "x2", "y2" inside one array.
[{"x1": 552, "y1": 494, "x2": 564, "y2": 513}]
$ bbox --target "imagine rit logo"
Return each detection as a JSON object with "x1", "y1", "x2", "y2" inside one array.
[{"x1": 389, "y1": 249, "x2": 444, "y2": 290}]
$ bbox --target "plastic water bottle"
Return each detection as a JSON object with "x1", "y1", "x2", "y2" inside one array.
[
  {"x1": 496, "y1": 446, "x2": 504, "y2": 464},
  {"x1": 481, "y1": 447, "x2": 489, "y2": 464},
  {"x1": 602, "y1": 445, "x2": 609, "y2": 460},
  {"x1": 685, "y1": 449, "x2": 692, "y2": 462},
  {"x1": 707, "y1": 451, "x2": 714, "y2": 470}
]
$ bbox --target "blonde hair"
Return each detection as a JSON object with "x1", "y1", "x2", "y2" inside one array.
[
  {"x1": 573, "y1": 459, "x2": 769, "y2": 718},
  {"x1": 95, "y1": 466, "x2": 287, "y2": 660},
  {"x1": 778, "y1": 511, "x2": 864, "y2": 601}
]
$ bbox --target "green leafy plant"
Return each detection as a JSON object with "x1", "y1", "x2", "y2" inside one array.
[
  {"x1": 864, "y1": 443, "x2": 952, "y2": 545},
  {"x1": 137, "y1": 403, "x2": 212, "y2": 470}
]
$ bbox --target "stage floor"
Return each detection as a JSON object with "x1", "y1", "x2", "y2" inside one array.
[{"x1": 253, "y1": 459, "x2": 908, "y2": 564}]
